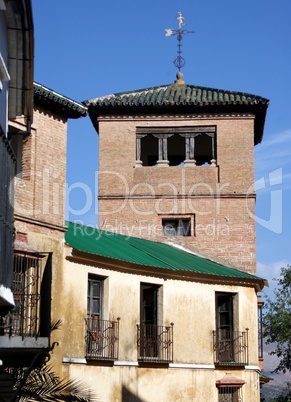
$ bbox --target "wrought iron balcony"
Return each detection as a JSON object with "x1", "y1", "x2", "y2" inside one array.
[
  {"x1": 0, "y1": 252, "x2": 51, "y2": 366},
  {"x1": 85, "y1": 316, "x2": 120, "y2": 361},
  {"x1": 0, "y1": 253, "x2": 50, "y2": 339},
  {"x1": 137, "y1": 323, "x2": 174, "y2": 363},
  {"x1": 213, "y1": 329, "x2": 249, "y2": 366}
]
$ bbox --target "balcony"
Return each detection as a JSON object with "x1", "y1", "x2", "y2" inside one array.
[
  {"x1": 85, "y1": 316, "x2": 120, "y2": 361},
  {"x1": 0, "y1": 252, "x2": 51, "y2": 367},
  {"x1": 137, "y1": 323, "x2": 174, "y2": 364},
  {"x1": 213, "y1": 330, "x2": 248, "y2": 366}
]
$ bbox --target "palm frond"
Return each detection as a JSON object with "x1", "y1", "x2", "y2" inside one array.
[
  {"x1": 50, "y1": 319, "x2": 63, "y2": 332},
  {"x1": 12, "y1": 365, "x2": 100, "y2": 402}
]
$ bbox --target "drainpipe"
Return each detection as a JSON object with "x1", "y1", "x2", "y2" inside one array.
[{"x1": 8, "y1": 118, "x2": 31, "y2": 138}]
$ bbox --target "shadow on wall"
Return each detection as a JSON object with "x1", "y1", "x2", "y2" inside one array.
[{"x1": 122, "y1": 386, "x2": 146, "y2": 402}]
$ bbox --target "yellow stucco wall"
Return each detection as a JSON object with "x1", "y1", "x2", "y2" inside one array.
[
  {"x1": 48, "y1": 251, "x2": 261, "y2": 402},
  {"x1": 65, "y1": 365, "x2": 261, "y2": 402}
]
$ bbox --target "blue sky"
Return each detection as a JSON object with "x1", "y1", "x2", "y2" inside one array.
[{"x1": 32, "y1": 1, "x2": 291, "y2": 395}]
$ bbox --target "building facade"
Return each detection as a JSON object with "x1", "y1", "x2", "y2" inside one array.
[
  {"x1": 52, "y1": 72, "x2": 270, "y2": 401},
  {"x1": 0, "y1": 0, "x2": 34, "y2": 317},
  {"x1": 56, "y1": 221, "x2": 266, "y2": 402},
  {"x1": 0, "y1": 32, "x2": 269, "y2": 398},
  {"x1": 85, "y1": 72, "x2": 269, "y2": 274},
  {"x1": 0, "y1": 82, "x2": 86, "y2": 400}
]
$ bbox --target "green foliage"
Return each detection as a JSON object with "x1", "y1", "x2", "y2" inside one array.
[
  {"x1": 269, "y1": 395, "x2": 291, "y2": 402},
  {"x1": 264, "y1": 264, "x2": 291, "y2": 373},
  {"x1": 7, "y1": 320, "x2": 98, "y2": 401}
]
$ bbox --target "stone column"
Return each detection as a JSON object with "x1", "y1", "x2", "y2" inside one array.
[
  {"x1": 153, "y1": 134, "x2": 173, "y2": 167},
  {"x1": 180, "y1": 133, "x2": 196, "y2": 166},
  {"x1": 135, "y1": 133, "x2": 147, "y2": 167}
]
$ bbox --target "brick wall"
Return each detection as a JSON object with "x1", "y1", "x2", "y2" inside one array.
[
  {"x1": 13, "y1": 107, "x2": 68, "y2": 231},
  {"x1": 97, "y1": 113, "x2": 257, "y2": 273}
]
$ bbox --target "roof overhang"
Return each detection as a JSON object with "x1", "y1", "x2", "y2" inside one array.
[
  {"x1": 216, "y1": 373, "x2": 246, "y2": 388},
  {"x1": 67, "y1": 248, "x2": 266, "y2": 292},
  {"x1": 34, "y1": 82, "x2": 88, "y2": 119},
  {"x1": 84, "y1": 84, "x2": 269, "y2": 145},
  {"x1": 89, "y1": 104, "x2": 268, "y2": 146}
]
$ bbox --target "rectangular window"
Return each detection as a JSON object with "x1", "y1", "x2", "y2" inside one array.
[
  {"x1": 86, "y1": 275, "x2": 103, "y2": 358},
  {"x1": 87, "y1": 275, "x2": 103, "y2": 319},
  {"x1": 215, "y1": 293, "x2": 235, "y2": 363},
  {"x1": 218, "y1": 387, "x2": 242, "y2": 402},
  {"x1": 162, "y1": 218, "x2": 191, "y2": 237},
  {"x1": 216, "y1": 293, "x2": 234, "y2": 332},
  {"x1": 137, "y1": 283, "x2": 173, "y2": 363},
  {"x1": 86, "y1": 275, "x2": 119, "y2": 361},
  {"x1": 140, "y1": 284, "x2": 158, "y2": 358},
  {"x1": 214, "y1": 293, "x2": 248, "y2": 366},
  {"x1": 0, "y1": 252, "x2": 51, "y2": 339}
]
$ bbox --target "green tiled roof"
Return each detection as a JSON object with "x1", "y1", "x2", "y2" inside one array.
[
  {"x1": 85, "y1": 84, "x2": 268, "y2": 109},
  {"x1": 65, "y1": 221, "x2": 265, "y2": 288},
  {"x1": 259, "y1": 372, "x2": 273, "y2": 382},
  {"x1": 84, "y1": 77, "x2": 269, "y2": 144},
  {"x1": 34, "y1": 82, "x2": 87, "y2": 119}
]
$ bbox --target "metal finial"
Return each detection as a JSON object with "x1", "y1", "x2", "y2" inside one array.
[{"x1": 165, "y1": 12, "x2": 195, "y2": 71}]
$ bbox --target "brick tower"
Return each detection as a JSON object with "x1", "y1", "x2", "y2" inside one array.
[{"x1": 85, "y1": 73, "x2": 268, "y2": 274}]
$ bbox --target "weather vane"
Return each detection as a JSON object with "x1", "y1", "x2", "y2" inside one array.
[{"x1": 165, "y1": 12, "x2": 195, "y2": 71}]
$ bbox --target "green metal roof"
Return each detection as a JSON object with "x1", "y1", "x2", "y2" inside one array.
[
  {"x1": 65, "y1": 221, "x2": 265, "y2": 286},
  {"x1": 34, "y1": 82, "x2": 87, "y2": 119}
]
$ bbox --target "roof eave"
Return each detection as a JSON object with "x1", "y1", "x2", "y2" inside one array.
[
  {"x1": 33, "y1": 82, "x2": 88, "y2": 119},
  {"x1": 67, "y1": 248, "x2": 265, "y2": 292},
  {"x1": 86, "y1": 101, "x2": 269, "y2": 145}
]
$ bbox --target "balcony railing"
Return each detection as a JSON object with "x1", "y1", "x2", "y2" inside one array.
[
  {"x1": 0, "y1": 252, "x2": 51, "y2": 366},
  {"x1": 85, "y1": 316, "x2": 120, "y2": 360},
  {"x1": 213, "y1": 330, "x2": 248, "y2": 366},
  {"x1": 0, "y1": 253, "x2": 47, "y2": 339},
  {"x1": 137, "y1": 323, "x2": 174, "y2": 363}
]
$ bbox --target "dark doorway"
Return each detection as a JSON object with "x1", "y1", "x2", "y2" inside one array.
[
  {"x1": 140, "y1": 284, "x2": 159, "y2": 358},
  {"x1": 216, "y1": 293, "x2": 234, "y2": 362}
]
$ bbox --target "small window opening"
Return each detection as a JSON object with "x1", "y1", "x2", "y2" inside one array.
[
  {"x1": 195, "y1": 134, "x2": 213, "y2": 166},
  {"x1": 218, "y1": 387, "x2": 242, "y2": 402},
  {"x1": 162, "y1": 219, "x2": 191, "y2": 237},
  {"x1": 168, "y1": 135, "x2": 185, "y2": 166},
  {"x1": 140, "y1": 134, "x2": 158, "y2": 166}
]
